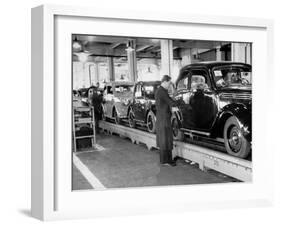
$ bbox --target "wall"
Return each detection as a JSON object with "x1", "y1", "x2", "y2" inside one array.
[{"x1": 1, "y1": 0, "x2": 280, "y2": 226}]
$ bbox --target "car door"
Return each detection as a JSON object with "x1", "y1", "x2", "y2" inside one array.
[
  {"x1": 188, "y1": 69, "x2": 218, "y2": 131},
  {"x1": 104, "y1": 85, "x2": 113, "y2": 117},
  {"x1": 174, "y1": 71, "x2": 194, "y2": 129},
  {"x1": 134, "y1": 84, "x2": 147, "y2": 121},
  {"x1": 132, "y1": 84, "x2": 142, "y2": 121}
]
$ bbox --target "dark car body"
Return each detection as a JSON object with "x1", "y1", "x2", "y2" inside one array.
[
  {"x1": 172, "y1": 61, "x2": 252, "y2": 158},
  {"x1": 102, "y1": 81, "x2": 134, "y2": 124},
  {"x1": 128, "y1": 81, "x2": 161, "y2": 133}
]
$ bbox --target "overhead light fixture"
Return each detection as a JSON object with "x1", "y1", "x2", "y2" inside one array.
[
  {"x1": 147, "y1": 66, "x2": 152, "y2": 74},
  {"x1": 72, "y1": 36, "x2": 82, "y2": 52},
  {"x1": 125, "y1": 39, "x2": 135, "y2": 52},
  {"x1": 77, "y1": 52, "x2": 89, "y2": 63}
]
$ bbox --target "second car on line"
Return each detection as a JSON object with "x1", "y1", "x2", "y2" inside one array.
[
  {"x1": 102, "y1": 81, "x2": 134, "y2": 124},
  {"x1": 127, "y1": 81, "x2": 161, "y2": 133}
]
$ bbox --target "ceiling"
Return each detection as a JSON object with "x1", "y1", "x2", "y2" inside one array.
[{"x1": 72, "y1": 35, "x2": 229, "y2": 62}]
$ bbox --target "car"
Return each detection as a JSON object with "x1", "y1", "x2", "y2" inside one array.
[
  {"x1": 171, "y1": 61, "x2": 252, "y2": 159},
  {"x1": 128, "y1": 81, "x2": 161, "y2": 133},
  {"x1": 73, "y1": 90, "x2": 84, "y2": 107},
  {"x1": 102, "y1": 81, "x2": 134, "y2": 124},
  {"x1": 77, "y1": 88, "x2": 90, "y2": 106}
]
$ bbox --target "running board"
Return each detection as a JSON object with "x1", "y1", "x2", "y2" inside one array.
[{"x1": 181, "y1": 128, "x2": 210, "y2": 137}]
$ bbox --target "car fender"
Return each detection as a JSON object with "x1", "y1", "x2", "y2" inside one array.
[
  {"x1": 127, "y1": 104, "x2": 133, "y2": 116},
  {"x1": 112, "y1": 103, "x2": 121, "y2": 118},
  {"x1": 212, "y1": 103, "x2": 251, "y2": 140},
  {"x1": 171, "y1": 110, "x2": 183, "y2": 128}
]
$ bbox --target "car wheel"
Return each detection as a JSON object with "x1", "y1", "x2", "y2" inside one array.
[
  {"x1": 101, "y1": 106, "x2": 106, "y2": 121},
  {"x1": 113, "y1": 108, "x2": 121, "y2": 124},
  {"x1": 223, "y1": 116, "x2": 251, "y2": 158},
  {"x1": 128, "y1": 108, "x2": 136, "y2": 128},
  {"x1": 146, "y1": 111, "x2": 156, "y2": 133},
  {"x1": 171, "y1": 115, "x2": 184, "y2": 141}
]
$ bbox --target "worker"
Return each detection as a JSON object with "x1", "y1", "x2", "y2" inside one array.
[
  {"x1": 88, "y1": 86, "x2": 103, "y2": 134},
  {"x1": 155, "y1": 75, "x2": 178, "y2": 166}
]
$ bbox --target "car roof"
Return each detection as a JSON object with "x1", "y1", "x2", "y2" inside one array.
[
  {"x1": 177, "y1": 61, "x2": 252, "y2": 81},
  {"x1": 180, "y1": 61, "x2": 251, "y2": 71},
  {"x1": 105, "y1": 81, "x2": 134, "y2": 86},
  {"x1": 136, "y1": 80, "x2": 161, "y2": 85}
]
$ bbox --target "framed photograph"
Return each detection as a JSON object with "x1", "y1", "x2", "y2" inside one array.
[{"x1": 31, "y1": 4, "x2": 274, "y2": 221}]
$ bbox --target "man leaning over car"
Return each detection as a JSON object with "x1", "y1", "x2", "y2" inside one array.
[{"x1": 155, "y1": 75, "x2": 179, "y2": 167}]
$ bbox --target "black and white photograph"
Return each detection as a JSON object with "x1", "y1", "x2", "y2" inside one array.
[{"x1": 71, "y1": 34, "x2": 252, "y2": 190}]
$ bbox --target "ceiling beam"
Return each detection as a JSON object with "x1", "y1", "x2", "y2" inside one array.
[
  {"x1": 136, "y1": 45, "x2": 152, "y2": 52},
  {"x1": 110, "y1": 42, "x2": 122, "y2": 49}
]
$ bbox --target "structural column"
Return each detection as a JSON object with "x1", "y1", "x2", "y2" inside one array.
[
  {"x1": 127, "y1": 39, "x2": 137, "y2": 82},
  {"x1": 94, "y1": 63, "x2": 99, "y2": 84},
  {"x1": 216, "y1": 46, "x2": 222, "y2": 61},
  {"x1": 107, "y1": 57, "x2": 115, "y2": 82},
  {"x1": 245, "y1": 43, "x2": 252, "y2": 64},
  {"x1": 231, "y1": 43, "x2": 251, "y2": 63},
  {"x1": 180, "y1": 48, "x2": 192, "y2": 66},
  {"x1": 161, "y1": 40, "x2": 173, "y2": 77}
]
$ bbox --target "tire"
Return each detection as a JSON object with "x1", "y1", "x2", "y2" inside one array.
[
  {"x1": 128, "y1": 108, "x2": 136, "y2": 128},
  {"x1": 171, "y1": 115, "x2": 184, "y2": 141},
  {"x1": 223, "y1": 116, "x2": 251, "y2": 158},
  {"x1": 101, "y1": 105, "x2": 106, "y2": 121},
  {"x1": 113, "y1": 108, "x2": 121, "y2": 124},
  {"x1": 146, "y1": 111, "x2": 156, "y2": 133}
]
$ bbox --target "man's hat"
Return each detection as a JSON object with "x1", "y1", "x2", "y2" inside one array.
[{"x1": 161, "y1": 75, "x2": 172, "y2": 83}]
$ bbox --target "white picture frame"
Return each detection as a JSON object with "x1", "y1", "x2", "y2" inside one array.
[{"x1": 31, "y1": 4, "x2": 274, "y2": 221}]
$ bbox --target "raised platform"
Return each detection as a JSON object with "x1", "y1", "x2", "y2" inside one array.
[{"x1": 99, "y1": 120, "x2": 252, "y2": 182}]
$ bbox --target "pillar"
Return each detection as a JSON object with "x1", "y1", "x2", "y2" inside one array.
[
  {"x1": 231, "y1": 43, "x2": 251, "y2": 64},
  {"x1": 160, "y1": 40, "x2": 173, "y2": 76},
  {"x1": 245, "y1": 43, "x2": 252, "y2": 64},
  {"x1": 94, "y1": 63, "x2": 99, "y2": 84},
  {"x1": 127, "y1": 39, "x2": 137, "y2": 82},
  {"x1": 180, "y1": 48, "x2": 192, "y2": 66},
  {"x1": 108, "y1": 57, "x2": 115, "y2": 82},
  {"x1": 216, "y1": 46, "x2": 222, "y2": 61}
]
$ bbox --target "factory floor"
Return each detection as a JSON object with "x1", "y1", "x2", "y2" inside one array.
[{"x1": 72, "y1": 132, "x2": 238, "y2": 190}]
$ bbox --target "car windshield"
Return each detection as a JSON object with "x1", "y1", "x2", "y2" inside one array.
[
  {"x1": 213, "y1": 66, "x2": 252, "y2": 89},
  {"x1": 144, "y1": 84, "x2": 159, "y2": 99}
]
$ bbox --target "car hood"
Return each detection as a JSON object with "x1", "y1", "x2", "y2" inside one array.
[{"x1": 218, "y1": 85, "x2": 252, "y2": 92}]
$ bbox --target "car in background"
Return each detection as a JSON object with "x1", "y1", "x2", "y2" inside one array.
[
  {"x1": 77, "y1": 88, "x2": 90, "y2": 106},
  {"x1": 128, "y1": 81, "x2": 161, "y2": 133},
  {"x1": 72, "y1": 90, "x2": 84, "y2": 107},
  {"x1": 102, "y1": 81, "x2": 134, "y2": 124},
  {"x1": 171, "y1": 61, "x2": 252, "y2": 159}
]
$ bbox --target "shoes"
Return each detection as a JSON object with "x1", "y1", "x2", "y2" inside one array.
[{"x1": 161, "y1": 161, "x2": 176, "y2": 167}]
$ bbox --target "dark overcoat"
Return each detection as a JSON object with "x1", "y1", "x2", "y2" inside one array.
[
  {"x1": 155, "y1": 86, "x2": 176, "y2": 163},
  {"x1": 91, "y1": 91, "x2": 103, "y2": 120}
]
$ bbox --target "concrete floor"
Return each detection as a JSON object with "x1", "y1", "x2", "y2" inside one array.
[{"x1": 72, "y1": 132, "x2": 238, "y2": 190}]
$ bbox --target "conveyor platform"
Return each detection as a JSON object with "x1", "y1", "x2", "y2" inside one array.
[{"x1": 99, "y1": 120, "x2": 252, "y2": 182}]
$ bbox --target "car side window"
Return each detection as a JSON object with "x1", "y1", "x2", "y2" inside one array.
[
  {"x1": 144, "y1": 85, "x2": 155, "y2": 99},
  {"x1": 135, "y1": 84, "x2": 142, "y2": 98},
  {"x1": 107, "y1": 86, "x2": 113, "y2": 94},
  {"x1": 177, "y1": 75, "x2": 189, "y2": 90},
  {"x1": 190, "y1": 70, "x2": 210, "y2": 90}
]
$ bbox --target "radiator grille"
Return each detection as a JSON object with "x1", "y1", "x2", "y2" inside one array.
[{"x1": 220, "y1": 93, "x2": 252, "y2": 100}]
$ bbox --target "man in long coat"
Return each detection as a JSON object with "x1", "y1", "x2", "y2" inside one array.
[
  {"x1": 88, "y1": 86, "x2": 103, "y2": 134},
  {"x1": 155, "y1": 75, "x2": 177, "y2": 166}
]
